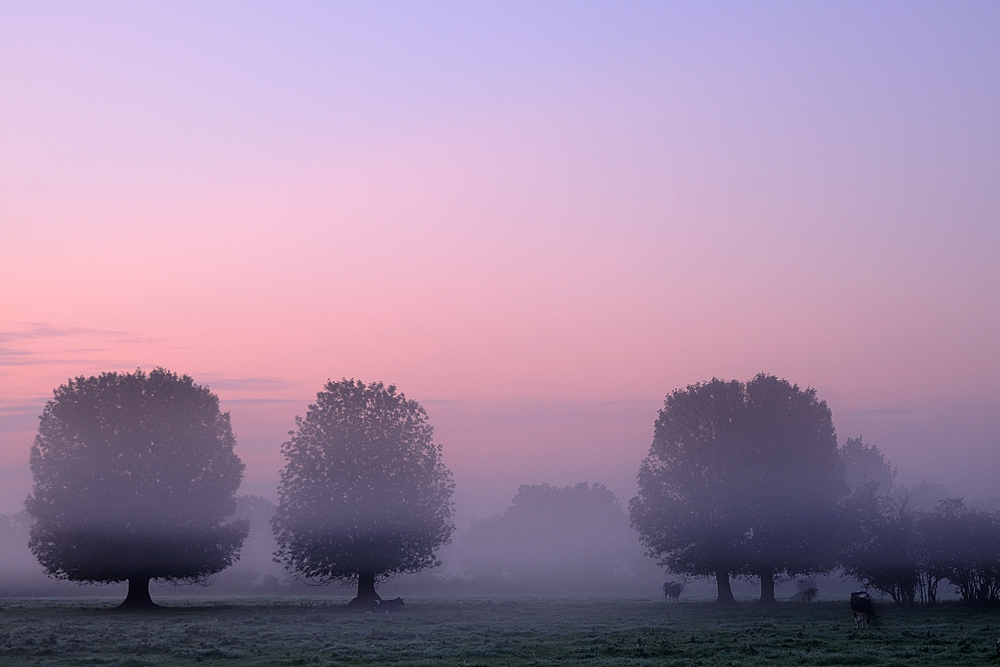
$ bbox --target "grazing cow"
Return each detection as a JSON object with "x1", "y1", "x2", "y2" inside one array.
[
  {"x1": 663, "y1": 581, "x2": 684, "y2": 602},
  {"x1": 790, "y1": 587, "x2": 818, "y2": 602},
  {"x1": 376, "y1": 597, "x2": 405, "y2": 613},
  {"x1": 790, "y1": 579, "x2": 818, "y2": 602},
  {"x1": 850, "y1": 592, "x2": 874, "y2": 629}
]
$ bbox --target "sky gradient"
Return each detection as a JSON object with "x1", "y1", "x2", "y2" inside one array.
[{"x1": 2, "y1": 2, "x2": 999, "y2": 520}]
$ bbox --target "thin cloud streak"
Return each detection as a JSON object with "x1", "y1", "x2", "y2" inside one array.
[{"x1": 0, "y1": 322, "x2": 158, "y2": 344}]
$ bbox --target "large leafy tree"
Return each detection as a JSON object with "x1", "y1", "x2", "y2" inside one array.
[
  {"x1": 630, "y1": 375, "x2": 844, "y2": 604},
  {"x1": 272, "y1": 379, "x2": 455, "y2": 606},
  {"x1": 630, "y1": 378, "x2": 751, "y2": 604},
  {"x1": 25, "y1": 369, "x2": 248, "y2": 610},
  {"x1": 740, "y1": 374, "x2": 843, "y2": 603}
]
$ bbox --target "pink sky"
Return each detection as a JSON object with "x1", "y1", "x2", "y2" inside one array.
[{"x1": 2, "y1": 3, "x2": 998, "y2": 519}]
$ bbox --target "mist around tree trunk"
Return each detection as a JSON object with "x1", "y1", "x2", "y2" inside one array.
[{"x1": 630, "y1": 374, "x2": 842, "y2": 605}]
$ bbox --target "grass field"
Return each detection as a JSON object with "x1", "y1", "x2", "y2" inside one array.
[{"x1": 1, "y1": 596, "x2": 999, "y2": 666}]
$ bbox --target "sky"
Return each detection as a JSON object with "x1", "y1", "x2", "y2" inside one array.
[{"x1": 1, "y1": 2, "x2": 998, "y2": 521}]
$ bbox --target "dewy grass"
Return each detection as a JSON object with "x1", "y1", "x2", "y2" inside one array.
[{"x1": 1, "y1": 596, "x2": 999, "y2": 666}]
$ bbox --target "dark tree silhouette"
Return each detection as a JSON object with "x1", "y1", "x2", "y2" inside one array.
[
  {"x1": 272, "y1": 379, "x2": 455, "y2": 607},
  {"x1": 839, "y1": 436, "x2": 896, "y2": 496},
  {"x1": 839, "y1": 483, "x2": 921, "y2": 603},
  {"x1": 741, "y1": 375, "x2": 843, "y2": 604},
  {"x1": 25, "y1": 369, "x2": 248, "y2": 610},
  {"x1": 919, "y1": 499, "x2": 1000, "y2": 604},
  {"x1": 630, "y1": 379, "x2": 751, "y2": 604},
  {"x1": 630, "y1": 375, "x2": 844, "y2": 604}
]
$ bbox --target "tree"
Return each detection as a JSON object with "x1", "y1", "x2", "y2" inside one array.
[
  {"x1": 630, "y1": 379, "x2": 751, "y2": 604},
  {"x1": 25, "y1": 369, "x2": 248, "y2": 610},
  {"x1": 272, "y1": 379, "x2": 455, "y2": 607},
  {"x1": 839, "y1": 483, "x2": 921, "y2": 603},
  {"x1": 630, "y1": 375, "x2": 844, "y2": 604},
  {"x1": 839, "y1": 436, "x2": 896, "y2": 496},
  {"x1": 462, "y1": 483, "x2": 649, "y2": 594},
  {"x1": 740, "y1": 375, "x2": 843, "y2": 604},
  {"x1": 920, "y1": 499, "x2": 1000, "y2": 604}
]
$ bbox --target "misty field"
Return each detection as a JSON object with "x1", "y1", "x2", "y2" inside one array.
[{"x1": 2, "y1": 597, "x2": 1000, "y2": 666}]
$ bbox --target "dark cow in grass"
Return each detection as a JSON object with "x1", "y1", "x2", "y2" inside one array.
[
  {"x1": 850, "y1": 591, "x2": 874, "y2": 629},
  {"x1": 663, "y1": 581, "x2": 684, "y2": 602},
  {"x1": 375, "y1": 597, "x2": 405, "y2": 613}
]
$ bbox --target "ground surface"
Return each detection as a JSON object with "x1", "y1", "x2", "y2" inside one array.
[{"x1": 1, "y1": 596, "x2": 999, "y2": 666}]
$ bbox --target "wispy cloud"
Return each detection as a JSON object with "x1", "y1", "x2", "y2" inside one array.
[
  {"x1": 0, "y1": 322, "x2": 160, "y2": 369},
  {"x1": 0, "y1": 323, "x2": 156, "y2": 345}
]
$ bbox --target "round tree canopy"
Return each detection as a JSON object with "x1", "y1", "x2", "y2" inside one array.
[
  {"x1": 26, "y1": 368, "x2": 248, "y2": 588},
  {"x1": 273, "y1": 379, "x2": 455, "y2": 596}
]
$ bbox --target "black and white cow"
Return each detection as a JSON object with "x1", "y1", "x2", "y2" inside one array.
[
  {"x1": 850, "y1": 591, "x2": 874, "y2": 629},
  {"x1": 663, "y1": 581, "x2": 684, "y2": 602}
]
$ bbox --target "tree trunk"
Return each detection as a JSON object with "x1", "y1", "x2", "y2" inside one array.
[
  {"x1": 758, "y1": 567, "x2": 776, "y2": 605},
  {"x1": 715, "y1": 569, "x2": 736, "y2": 605},
  {"x1": 117, "y1": 576, "x2": 156, "y2": 611},
  {"x1": 348, "y1": 572, "x2": 382, "y2": 609}
]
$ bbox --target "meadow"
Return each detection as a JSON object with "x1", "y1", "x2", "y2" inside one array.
[{"x1": 1, "y1": 596, "x2": 999, "y2": 666}]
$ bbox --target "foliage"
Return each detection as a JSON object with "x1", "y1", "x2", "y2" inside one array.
[
  {"x1": 25, "y1": 369, "x2": 248, "y2": 595},
  {"x1": 839, "y1": 482, "x2": 921, "y2": 603},
  {"x1": 839, "y1": 436, "x2": 896, "y2": 496},
  {"x1": 920, "y1": 499, "x2": 1000, "y2": 604},
  {"x1": 630, "y1": 374, "x2": 844, "y2": 603},
  {"x1": 462, "y1": 482, "x2": 645, "y2": 589},
  {"x1": 272, "y1": 379, "x2": 455, "y2": 598},
  {"x1": 630, "y1": 378, "x2": 750, "y2": 600},
  {"x1": 739, "y1": 375, "x2": 843, "y2": 598}
]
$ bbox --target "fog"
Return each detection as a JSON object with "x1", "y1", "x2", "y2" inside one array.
[
  {"x1": 0, "y1": 491, "x2": 859, "y2": 601},
  {"x1": 0, "y1": 487, "x2": 664, "y2": 599},
  {"x1": 220, "y1": 395, "x2": 1000, "y2": 532},
  {"x1": 2, "y1": 393, "x2": 999, "y2": 601}
]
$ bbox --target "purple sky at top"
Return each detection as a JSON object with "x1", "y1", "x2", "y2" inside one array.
[{"x1": 1, "y1": 2, "x2": 998, "y2": 520}]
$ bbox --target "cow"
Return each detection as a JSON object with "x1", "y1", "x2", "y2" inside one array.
[
  {"x1": 663, "y1": 581, "x2": 684, "y2": 602},
  {"x1": 790, "y1": 587, "x2": 818, "y2": 602},
  {"x1": 790, "y1": 579, "x2": 818, "y2": 602},
  {"x1": 375, "y1": 597, "x2": 405, "y2": 613},
  {"x1": 850, "y1": 591, "x2": 874, "y2": 629}
]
